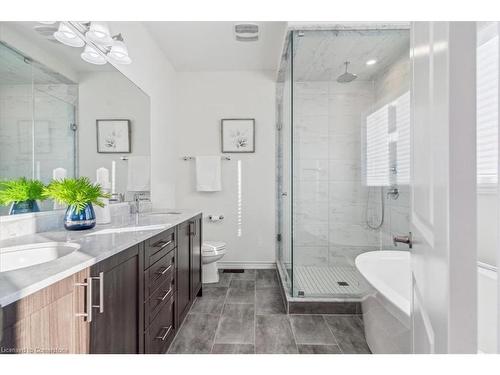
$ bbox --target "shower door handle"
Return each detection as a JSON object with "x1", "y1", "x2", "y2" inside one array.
[{"x1": 393, "y1": 232, "x2": 413, "y2": 249}]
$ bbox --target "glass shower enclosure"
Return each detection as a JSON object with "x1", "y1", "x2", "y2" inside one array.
[
  {"x1": 0, "y1": 42, "x2": 78, "y2": 214},
  {"x1": 276, "y1": 27, "x2": 411, "y2": 299}
]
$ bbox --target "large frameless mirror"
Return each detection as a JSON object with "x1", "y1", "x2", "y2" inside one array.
[{"x1": 0, "y1": 22, "x2": 150, "y2": 216}]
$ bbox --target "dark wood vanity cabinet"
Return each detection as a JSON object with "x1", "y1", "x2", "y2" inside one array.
[
  {"x1": 176, "y1": 221, "x2": 191, "y2": 326},
  {"x1": 190, "y1": 217, "x2": 203, "y2": 302},
  {"x1": 176, "y1": 216, "x2": 202, "y2": 328},
  {"x1": 143, "y1": 226, "x2": 177, "y2": 354},
  {"x1": 0, "y1": 214, "x2": 202, "y2": 354},
  {"x1": 88, "y1": 244, "x2": 142, "y2": 354}
]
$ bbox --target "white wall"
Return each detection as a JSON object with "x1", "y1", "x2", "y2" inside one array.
[
  {"x1": 108, "y1": 22, "x2": 178, "y2": 208},
  {"x1": 78, "y1": 71, "x2": 150, "y2": 196},
  {"x1": 175, "y1": 71, "x2": 276, "y2": 268}
]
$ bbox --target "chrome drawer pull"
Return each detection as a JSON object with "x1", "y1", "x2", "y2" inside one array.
[
  {"x1": 75, "y1": 277, "x2": 93, "y2": 322},
  {"x1": 92, "y1": 272, "x2": 104, "y2": 314},
  {"x1": 156, "y1": 263, "x2": 172, "y2": 276},
  {"x1": 153, "y1": 239, "x2": 172, "y2": 250},
  {"x1": 157, "y1": 287, "x2": 172, "y2": 301},
  {"x1": 155, "y1": 326, "x2": 172, "y2": 341}
]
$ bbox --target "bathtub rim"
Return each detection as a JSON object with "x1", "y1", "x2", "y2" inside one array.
[{"x1": 355, "y1": 250, "x2": 411, "y2": 317}]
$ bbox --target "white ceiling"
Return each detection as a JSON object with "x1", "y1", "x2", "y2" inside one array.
[{"x1": 143, "y1": 21, "x2": 287, "y2": 72}]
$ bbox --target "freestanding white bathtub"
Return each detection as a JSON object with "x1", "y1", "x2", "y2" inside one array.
[{"x1": 355, "y1": 250, "x2": 498, "y2": 354}]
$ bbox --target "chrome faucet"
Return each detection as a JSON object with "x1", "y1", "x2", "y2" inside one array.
[
  {"x1": 393, "y1": 232, "x2": 413, "y2": 249},
  {"x1": 132, "y1": 193, "x2": 146, "y2": 225},
  {"x1": 132, "y1": 192, "x2": 150, "y2": 215}
]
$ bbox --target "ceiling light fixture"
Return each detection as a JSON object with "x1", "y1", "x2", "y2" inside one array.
[
  {"x1": 81, "y1": 44, "x2": 107, "y2": 65},
  {"x1": 53, "y1": 22, "x2": 85, "y2": 48},
  {"x1": 44, "y1": 22, "x2": 132, "y2": 66},
  {"x1": 86, "y1": 22, "x2": 113, "y2": 46},
  {"x1": 107, "y1": 34, "x2": 132, "y2": 65},
  {"x1": 366, "y1": 59, "x2": 378, "y2": 66}
]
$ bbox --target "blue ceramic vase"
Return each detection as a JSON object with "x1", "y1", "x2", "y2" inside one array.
[
  {"x1": 64, "y1": 203, "x2": 96, "y2": 231},
  {"x1": 9, "y1": 200, "x2": 40, "y2": 215}
]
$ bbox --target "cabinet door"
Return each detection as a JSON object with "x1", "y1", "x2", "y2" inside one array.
[
  {"x1": 176, "y1": 221, "x2": 191, "y2": 326},
  {"x1": 1, "y1": 269, "x2": 89, "y2": 354},
  {"x1": 190, "y1": 217, "x2": 202, "y2": 298},
  {"x1": 89, "y1": 245, "x2": 141, "y2": 354}
]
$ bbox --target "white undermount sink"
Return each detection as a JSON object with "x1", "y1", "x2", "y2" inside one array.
[
  {"x1": 0, "y1": 242, "x2": 80, "y2": 273},
  {"x1": 88, "y1": 224, "x2": 169, "y2": 235}
]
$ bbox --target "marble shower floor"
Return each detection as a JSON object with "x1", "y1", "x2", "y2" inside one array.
[
  {"x1": 293, "y1": 265, "x2": 371, "y2": 297},
  {"x1": 168, "y1": 269, "x2": 371, "y2": 354}
]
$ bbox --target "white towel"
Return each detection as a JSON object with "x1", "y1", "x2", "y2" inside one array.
[
  {"x1": 127, "y1": 156, "x2": 151, "y2": 192},
  {"x1": 196, "y1": 156, "x2": 222, "y2": 192}
]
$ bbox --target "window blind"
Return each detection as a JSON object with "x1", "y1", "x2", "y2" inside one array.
[
  {"x1": 366, "y1": 105, "x2": 390, "y2": 186},
  {"x1": 365, "y1": 91, "x2": 411, "y2": 187},
  {"x1": 477, "y1": 29, "x2": 499, "y2": 186}
]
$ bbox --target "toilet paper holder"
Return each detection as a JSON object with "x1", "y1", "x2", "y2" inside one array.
[{"x1": 208, "y1": 215, "x2": 224, "y2": 221}]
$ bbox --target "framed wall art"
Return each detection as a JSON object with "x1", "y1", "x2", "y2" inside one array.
[
  {"x1": 96, "y1": 119, "x2": 131, "y2": 153},
  {"x1": 221, "y1": 118, "x2": 255, "y2": 153}
]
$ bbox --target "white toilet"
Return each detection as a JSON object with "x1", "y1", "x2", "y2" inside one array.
[{"x1": 202, "y1": 241, "x2": 227, "y2": 284}]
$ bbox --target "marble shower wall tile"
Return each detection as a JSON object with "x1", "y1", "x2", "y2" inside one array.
[
  {"x1": 328, "y1": 135, "x2": 361, "y2": 161},
  {"x1": 329, "y1": 223, "x2": 380, "y2": 248},
  {"x1": 294, "y1": 115, "x2": 329, "y2": 138},
  {"x1": 328, "y1": 160, "x2": 361, "y2": 182},
  {"x1": 292, "y1": 80, "x2": 381, "y2": 262},
  {"x1": 294, "y1": 159, "x2": 329, "y2": 182},
  {"x1": 293, "y1": 180, "x2": 329, "y2": 203},
  {"x1": 295, "y1": 81, "x2": 329, "y2": 97},
  {"x1": 293, "y1": 246, "x2": 329, "y2": 266}
]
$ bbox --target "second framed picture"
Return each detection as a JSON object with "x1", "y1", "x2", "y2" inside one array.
[
  {"x1": 221, "y1": 118, "x2": 255, "y2": 153},
  {"x1": 96, "y1": 119, "x2": 131, "y2": 153}
]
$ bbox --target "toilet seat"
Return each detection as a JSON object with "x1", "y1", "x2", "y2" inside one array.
[
  {"x1": 202, "y1": 241, "x2": 226, "y2": 254},
  {"x1": 201, "y1": 241, "x2": 227, "y2": 284}
]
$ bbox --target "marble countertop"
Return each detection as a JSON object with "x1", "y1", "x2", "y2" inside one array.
[{"x1": 0, "y1": 209, "x2": 201, "y2": 307}]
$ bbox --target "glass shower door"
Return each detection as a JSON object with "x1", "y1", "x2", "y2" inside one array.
[{"x1": 277, "y1": 35, "x2": 293, "y2": 294}]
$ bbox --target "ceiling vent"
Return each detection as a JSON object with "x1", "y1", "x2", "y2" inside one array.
[
  {"x1": 33, "y1": 25, "x2": 59, "y2": 42},
  {"x1": 234, "y1": 23, "x2": 259, "y2": 42}
]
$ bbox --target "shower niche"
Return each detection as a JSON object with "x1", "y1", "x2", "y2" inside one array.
[{"x1": 276, "y1": 27, "x2": 411, "y2": 300}]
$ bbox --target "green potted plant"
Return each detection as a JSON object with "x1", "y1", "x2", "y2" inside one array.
[
  {"x1": 44, "y1": 177, "x2": 110, "y2": 230},
  {"x1": 0, "y1": 178, "x2": 45, "y2": 215}
]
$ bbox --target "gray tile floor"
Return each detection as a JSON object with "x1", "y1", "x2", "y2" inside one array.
[{"x1": 168, "y1": 269, "x2": 371, "y2": 354}]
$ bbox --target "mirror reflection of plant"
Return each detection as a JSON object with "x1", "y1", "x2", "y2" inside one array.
[
  {"x1": 0, "y1": 178, "x2": 45, "y2": 206},
  {"x1": 44, "y1": 177, "x2": 110, "y2": 214}
]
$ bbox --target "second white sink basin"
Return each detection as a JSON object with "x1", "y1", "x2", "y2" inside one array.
[
  {"x1": 88, "y1": 224, "x2": 169, "y2": 235},
  {"x1": 0, "y1": 242, "x2": 80, "y2": 273}
]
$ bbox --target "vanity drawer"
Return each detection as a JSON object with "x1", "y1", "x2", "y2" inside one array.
[
  {"x1": 144, "y1": 227, "x2": 176, "y2": 268},
  {"x1": 145, "y1": 296, "x2": 175, "y2": 354},
  {"x1": 145, "y1": 251, "x2": 175, "y2": 297},
  {"x1": 145, "y1": 278, "x2": 174, "y2": 326}
]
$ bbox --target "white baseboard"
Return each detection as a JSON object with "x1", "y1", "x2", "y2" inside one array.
[{"x1": 217, "y1": 261, "x2": 276, "y2": 270}]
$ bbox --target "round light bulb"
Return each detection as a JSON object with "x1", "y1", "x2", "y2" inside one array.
[
  {"x1": 107, "y1": 40, "x2": 132, "y2": 64},
  {"x1": 53, "y1": 22, "x2": 85, "y2": 48},
  {"x1": 81, "y1": 44, "x2": 107, "y2": 65},
  {"x1": 86, "y1": 22, "x2": 113, "y2": 46}
]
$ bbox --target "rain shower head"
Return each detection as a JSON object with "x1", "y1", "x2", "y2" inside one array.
[{"x1": 336, "y1": 61, "x2": 357, "y2": 83}]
